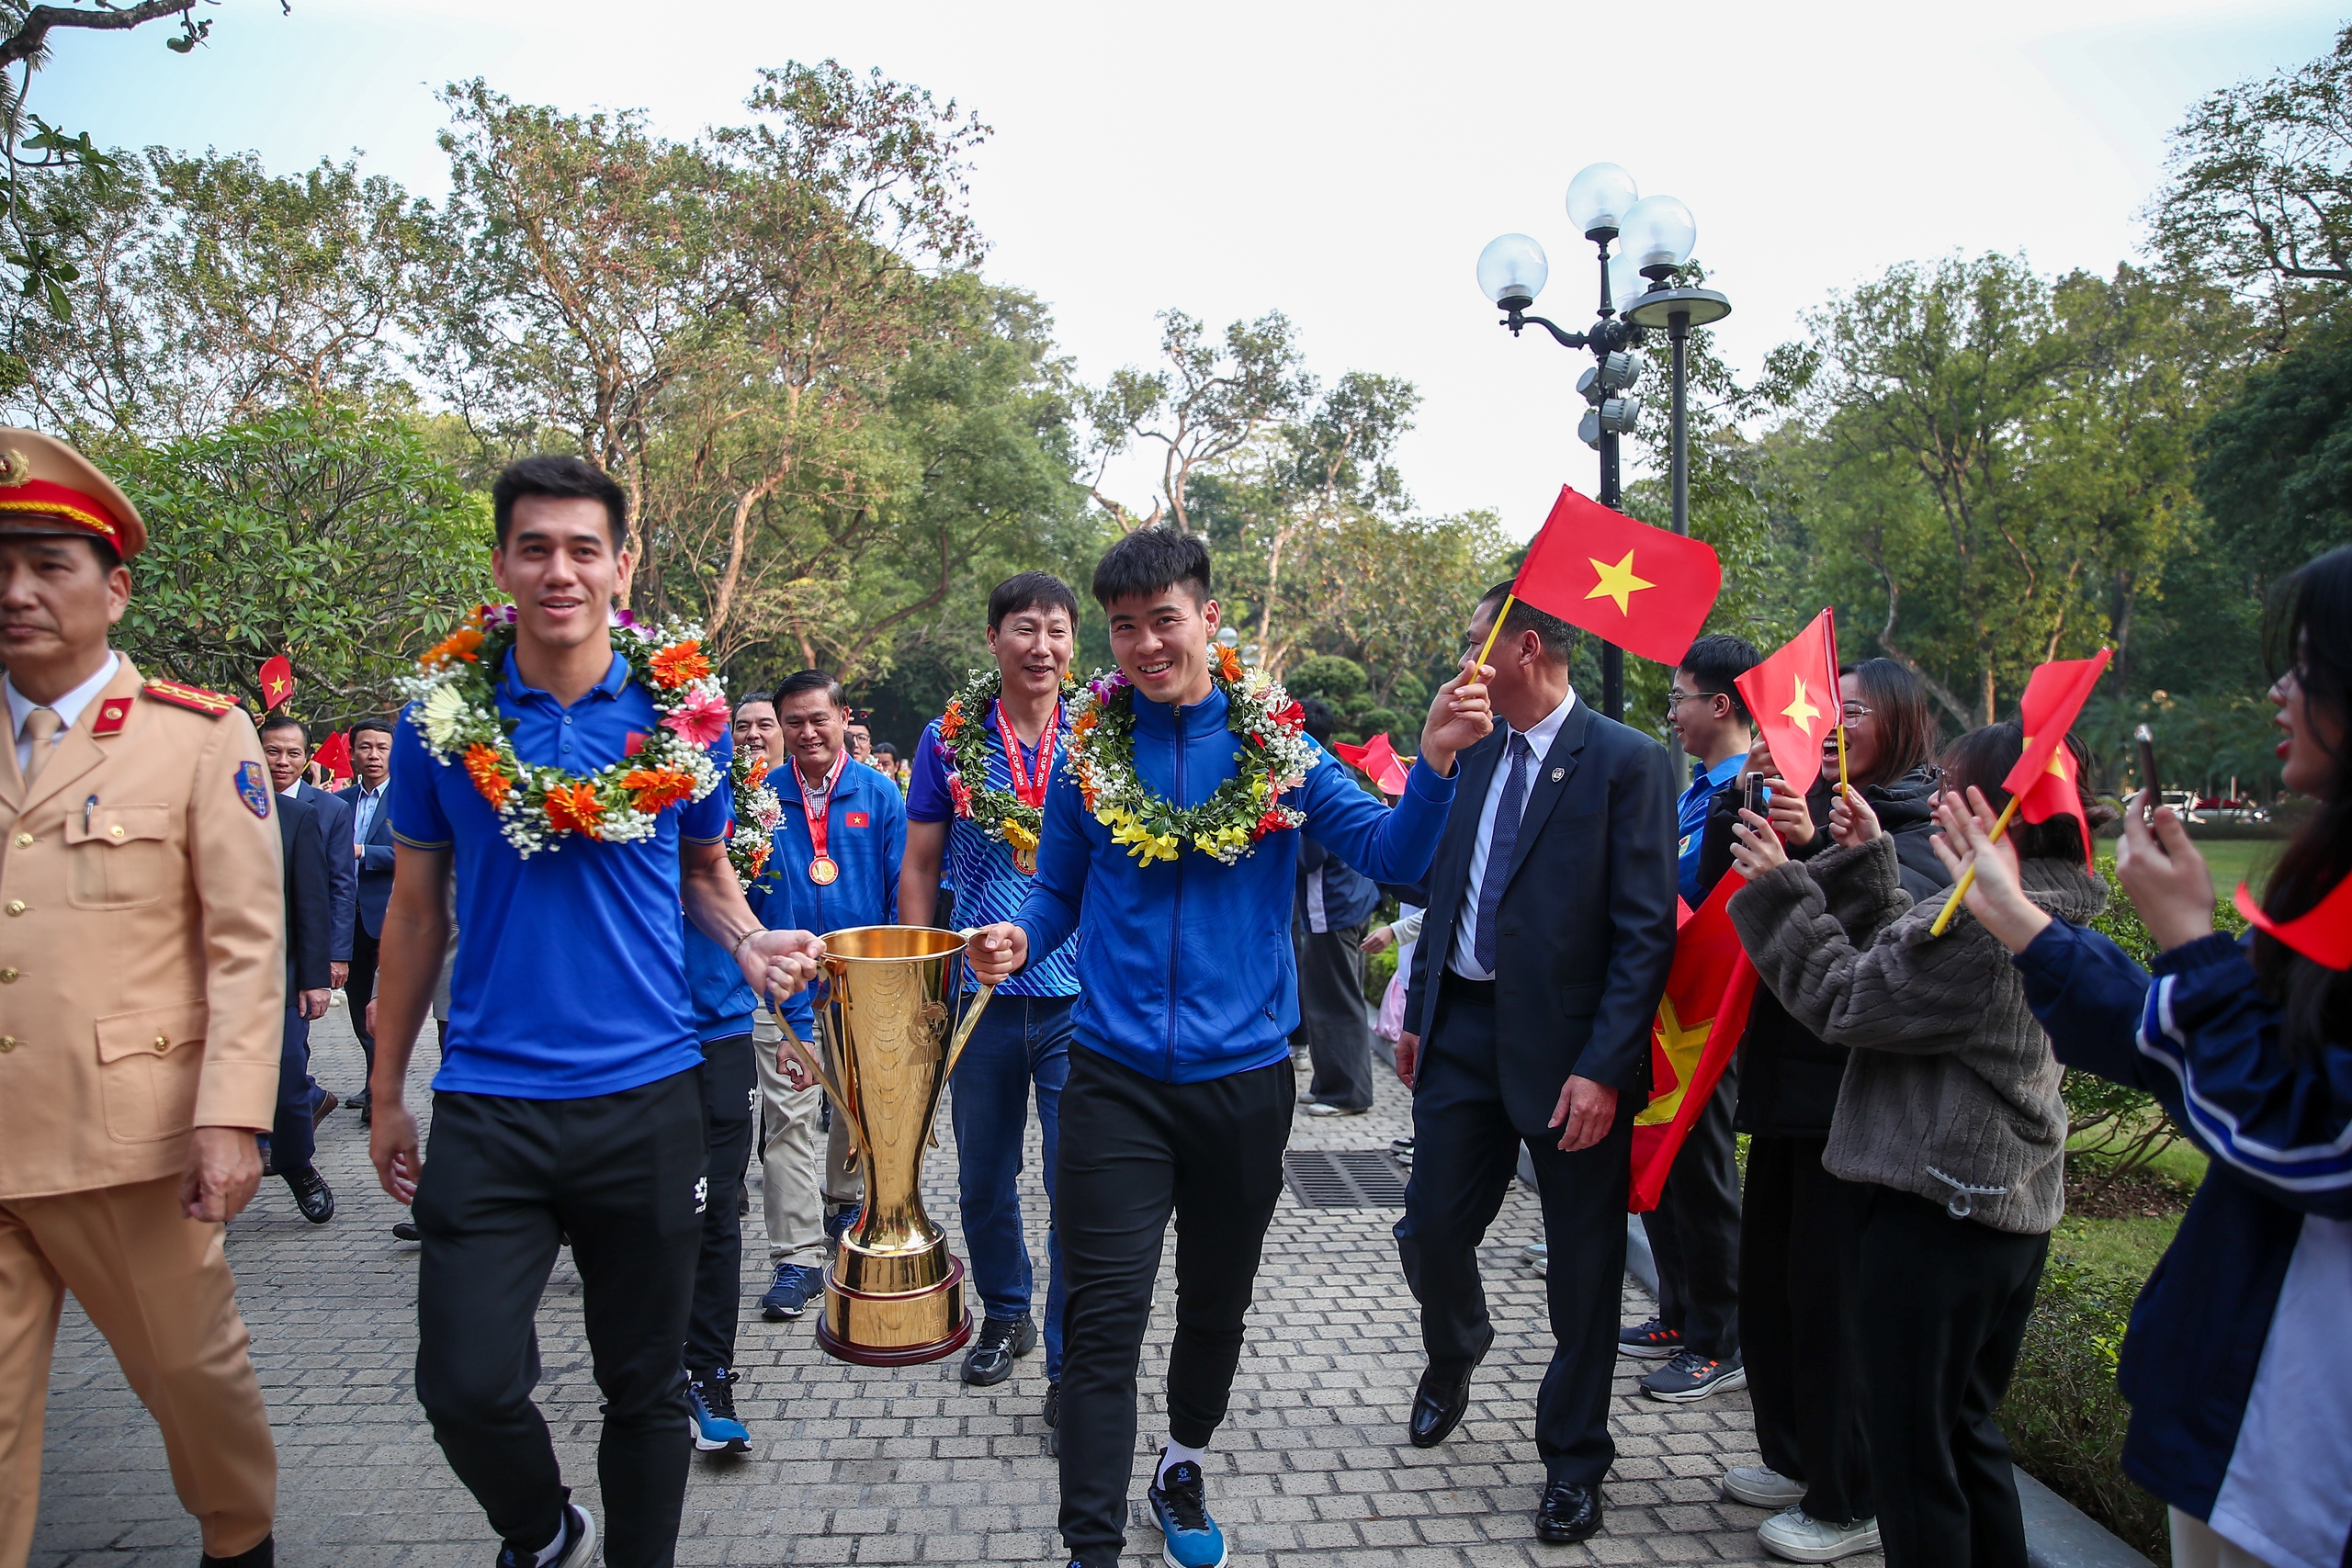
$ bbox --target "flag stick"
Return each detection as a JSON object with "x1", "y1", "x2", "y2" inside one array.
[
  {"x1": 1836, "y1": 721, "x2": 1849, "y2": 795},
  {"x1": 1928, "y1": 794, "x2": 2021, "y2": 937},
  {"x1": 1472, "y1": 592, "x2": 1516, "y2": 674}
]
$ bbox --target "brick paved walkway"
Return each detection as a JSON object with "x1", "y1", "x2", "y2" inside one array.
[{"x1": 34, "y1": 1003, "x2": 1878, "y2": 1567}]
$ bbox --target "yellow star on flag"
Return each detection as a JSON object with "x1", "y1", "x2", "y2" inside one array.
[
  {"x1": 1584, "y1": 549, "x2": 1656, "y2": 616},
  {"x1": 2023, "y1": 734, "x2": 2071, "y2": 781},
  {"x1": 1781, "y1": 675, "x2": 1822, "y2": 732},
  {"x1": 1637, "y1": 997, "x2": 1714, "y2": 1126}
]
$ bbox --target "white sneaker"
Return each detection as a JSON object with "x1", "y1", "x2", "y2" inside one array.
[
  {"x1": 1757, "y1": 1507, "x2": 1880, "y2": 1563},
  {"x1": 1722, "y1": 1465, "x2": 1806, "y2": 1508}
]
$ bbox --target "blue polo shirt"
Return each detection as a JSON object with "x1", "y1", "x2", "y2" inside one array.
[
  {"x1": 745, "y1": 753, "x2": 906, "y2": 1032},
  {"x1": 1677, "y1": 751, "x2": 1746, "y2": 906},
  {"x1": 684, "y1": 920, "x2": 756, "y2": 1044},
  {"x1": 389, "y1": 647, "x2": 733, "y2": 1098},
  {"x1": 907, "y1": 707, "x2": 1081, "y2": 998}
]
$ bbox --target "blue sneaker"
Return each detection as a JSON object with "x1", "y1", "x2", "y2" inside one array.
[
  {"x1": 493, "y1": 1501, "x2": 594, "y2": 1568},
  {"x1": 1148, "y1": 1457, "x2": 1227, "y2": 1568},
  {"x1": 760, "y1": 1262, "x2": 825, "y2": 1322},
  {"x1": 687, "y1": 1367, "x2": 750, "y2": 1453},
  {"x1": 824, "y1": 1204, "x2": 862, "y2": 1243}
]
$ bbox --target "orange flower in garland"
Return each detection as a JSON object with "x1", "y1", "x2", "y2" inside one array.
[
  {"x1": 424, "y1": 626, "x2": 485, "y2": 669},
  {"x1": 938, "y1": 699, "x2": 967, "y2": 740},
  {"x1": 741, "y1": 750, "x2": 769, "y2": 789},
  {"x1": 649, "y1": 639, "x2": 712, "y2": 689},
  {"x1": 1216, "y1": 643, "x2": 1245, "y2": 682},
  {"x1": 622, "y1": 766, "x2": 697, "y2": 814},
  {"x1": 543, "y1": 782, "x2": 606, "y2": 839},
  {"x1": 463, "y1": 743, "x2": 512, "y2": 808}
]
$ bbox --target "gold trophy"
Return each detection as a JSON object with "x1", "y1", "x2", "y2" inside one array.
[{"x1": 775, "y1": 925, "x2": 995, "y2": 1364}]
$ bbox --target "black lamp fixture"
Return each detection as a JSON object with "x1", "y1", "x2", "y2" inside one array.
[{"x1": 1477, "y1": 164, "x2": 1729, "y2": 724}]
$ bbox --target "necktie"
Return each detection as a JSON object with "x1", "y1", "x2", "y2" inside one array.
[
  {"x1": 19, "y1": 706, "x2": 61, "y2": 787},
  {"x1": 1473, "y1": 732, "x2": 1532, "y2": 975}
]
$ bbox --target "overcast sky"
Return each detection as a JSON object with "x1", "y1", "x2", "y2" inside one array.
[{"x1": 46, "y1": 0, "x2": 2342, "y2": 538}]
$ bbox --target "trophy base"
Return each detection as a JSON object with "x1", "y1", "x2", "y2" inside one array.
[{"x1": 815, "y1": 1251, "x2": 974, "y2": 1366}]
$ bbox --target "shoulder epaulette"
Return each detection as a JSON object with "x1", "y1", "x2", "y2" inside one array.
[{"x1": 141, "y1": 678, "x2": 240, "y2": 716}]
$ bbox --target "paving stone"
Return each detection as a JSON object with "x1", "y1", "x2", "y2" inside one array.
[{"x1": 29, "y1": 1011, "x2": 1881, "y2": 1568}]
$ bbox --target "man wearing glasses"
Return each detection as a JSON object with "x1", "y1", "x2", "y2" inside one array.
[{"x1": 1664, "y1": 635, "x2": 1761, "y2": 908}]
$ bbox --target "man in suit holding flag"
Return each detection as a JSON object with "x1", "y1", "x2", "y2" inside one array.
[{"x1": 1396, "y1": 579, "x2": 1679, "y2": 1545}]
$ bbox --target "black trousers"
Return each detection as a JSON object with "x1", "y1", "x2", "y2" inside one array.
[
  {"x1": 347, "y1": 925, "x2": 380, "y2": 1078},
  {"x1": 1054, "y1": 1045, "x2": 1293, "y2": 1568},
  {"x1": 1741, "y1": 1134, "x2": 1874, "y2": 1525},
  {"x1": 1398, "y1": 982, "x2": 1634, "y2": 1488},
  {"x1": 684, "y1": 1034, "x2": 756, "y2": 1375},
  {"x1": 1641, "y1": 1058, "x2": 1741, "y2": 1359},
  {"x1": 413, "y1": 1067, "x2": 704, "y2": 1568},
  {"x1": 269, "y1": 1007, "x2": 314, "y2": 1175},
  {"x1": 1291, "y1": 911, "x2": 1374, "y2": 1112},
  {"x1": 1855, "y1": 1184, "x2": 2047, "y2": 1568}
]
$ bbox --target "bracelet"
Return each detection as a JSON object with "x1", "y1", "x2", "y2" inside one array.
[{"x1": 729, "y1": 927, "x2": 762, "y2": 959}]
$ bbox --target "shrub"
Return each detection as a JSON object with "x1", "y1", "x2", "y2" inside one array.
[
  {"x1": 1286, "y1": 655, "x2": 1369, "y2": 705},
  {"x1": 1998, "y1": 1259, "x2": 2170, "y2": 1562}
]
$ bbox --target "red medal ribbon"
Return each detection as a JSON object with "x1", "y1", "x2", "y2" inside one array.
[
  {"x1": 796, "y1": 748, "x2": 849, "y2": 881},
  {"x1": 995, "y1": 698, "x2": 1060, "y2": 807}
]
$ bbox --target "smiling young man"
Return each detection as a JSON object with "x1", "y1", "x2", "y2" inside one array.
[
  {"x1": 256, "y1": 714, "x2": 338, "y2": 1224},
  {"x1": 901, "y1": 572, "x2": 1083, "y2": 1407},
  {"x1": 344, "y1": 717, "x2": 397, "y2": 1122},
  {"x1": 367, "y1": 456, "x2": 823, "y2": 1568},
  {"x1": 966, "y1": 529, "x2": 1489, "y2": 1568}
]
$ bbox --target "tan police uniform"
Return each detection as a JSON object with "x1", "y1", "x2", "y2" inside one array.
[{"x1": 0, "y1": 429, "x2": 283, "y2": 1566}]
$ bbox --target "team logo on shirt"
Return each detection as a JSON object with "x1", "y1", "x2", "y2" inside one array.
[
  {"x1": 846, "y1": 811, "x2": 869, "y2": 828},
  {"x1": 235, "y1": 761, "x2": 272, "y2": 819},
  {"x1": 694, "y1": 1175, "x2": 708, "y2": 1215}
]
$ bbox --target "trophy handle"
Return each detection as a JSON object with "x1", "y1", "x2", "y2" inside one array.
[
  {"x1": 942, "y1": 981, "x2": 997, "y2": 1085},
  {"x1": 767, "y1": 1003, "x2": 851, "y2": 1121}
]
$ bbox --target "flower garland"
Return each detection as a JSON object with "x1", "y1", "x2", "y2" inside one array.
[
  {"x1": 399, "y1": 604, "x2": 729, "y2": 857},
  {"x1": 1067, "y1": 642, "x2": 1312, "y2": 865},
  {"x1": 936, "y1": 666, "x2": 1079, "y2": 870},
  {"x1": 728, "y1": 747, "x2": 783, "y2": 888}
]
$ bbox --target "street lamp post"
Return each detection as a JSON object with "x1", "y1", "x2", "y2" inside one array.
[{"x1": 1477, "y1": 165, "x2": 1727, "y2": 728}]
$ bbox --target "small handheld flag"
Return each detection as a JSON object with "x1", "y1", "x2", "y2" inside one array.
[
  {"x1": 258, "y1": 655, "x2": 295, "y2": 711},
  {"x1": 1475, "y1": 486, "x2": 1722, "y2": 671},
  {"x1": 1929, "y1": 649, "x2": 2111, "y2": 937},
  {"x1": 1333, "y1": 732, "x2": 1412, "y2": 797},
  {"x1": 1736, "y1": 610, "x2": 1841, "y2": 798},
  {"x1": 313, "y1": 729, "x2": 353, "y2": 783}
]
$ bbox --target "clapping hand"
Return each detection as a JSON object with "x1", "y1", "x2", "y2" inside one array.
[{"x1": 1417, "y1": 657, "x2": 1495, "y2": 777}]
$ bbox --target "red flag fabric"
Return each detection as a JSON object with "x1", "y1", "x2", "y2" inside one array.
[
  {"x1": 1509, "y1": 486, "x2": 1722, "y2": 667},
  {"x1": 1332, "y1": 732, "x2": 1411, "y2": 796},
  {"x1": 1631, "y1": 871, "x2": 1759, "y2": 1212},
  {"x1": 1736, "y1": 609, "x2": 1841, "y2": 797},
  {"x1": 258, "y1": 655, "x2": 295, "y2": 711},
  {"x1": 2234, "y1": 875, "x2": 2352, "y2": 970},
  {"x1": 2006, "y1": 650, "x2": 2109, "y2": 868},
  {"x1": 312, "y1": 729, "x2": 352, "y2": 782}
]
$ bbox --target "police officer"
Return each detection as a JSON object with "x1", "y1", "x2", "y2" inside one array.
[{"x1": 0, "y1": 428, "x2": 283, "y2": 1568}]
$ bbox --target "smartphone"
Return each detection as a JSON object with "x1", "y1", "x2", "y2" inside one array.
[
  {"x1": 1741, "y1": 772, "x2": 1767, "y2": 819},
  {"x1": 2134, "y1": 725, "x2": 2159, "y2": 823}
]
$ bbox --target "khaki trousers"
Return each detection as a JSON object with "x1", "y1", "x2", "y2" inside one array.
[
  {"x1": 752, "y1": 1010, "x2": 862, "y2": 1267},
  {"x1": 0, "y1": 1176, "x2": 276, "y2": 1566}
]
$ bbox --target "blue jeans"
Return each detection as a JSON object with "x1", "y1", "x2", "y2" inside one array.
[{"x1": 948, "y1": 991, "x2": 1073, "y2": 1379}]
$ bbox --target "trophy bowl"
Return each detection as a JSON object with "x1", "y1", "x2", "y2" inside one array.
[{"x1": 791, "y1": 924, "x2": 993, "y2": 1365}]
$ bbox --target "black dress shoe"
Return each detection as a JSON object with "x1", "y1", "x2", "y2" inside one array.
[
  {"x1": 1408, "y1": 1327, "x2": 1493, "y2": 1448},
  {"x1": 286, "y1": 1166, "x2": 334, "y2": 1224},
  {"x1": 200, "y1": 1531, "x2": 273, "y2": 1566},
  {"x1": 1533, "y1": 1481, "x2": 1603, "y2": 1544},
  {"x1": 961, "y1": 1313, "x2": 1037, "y2": 1386},
  {"x1": 391, "y1": 1221, "x2": 421, "y2": 1243}
]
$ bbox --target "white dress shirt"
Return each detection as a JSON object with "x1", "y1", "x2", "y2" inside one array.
[
  {"x1": 6, "y1": 649, "x2": 119, "y2": 775},
  {"x1": 1447, "y1": 687, "x2": 1577, "y2": 982}
]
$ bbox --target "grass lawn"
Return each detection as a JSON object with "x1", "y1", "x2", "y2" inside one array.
[
  {"x1": 2053, "y1": 1138, "x2": 2205, "y2": 1285},
  {"x1": 2190, "y1": 837, "x2": 2280, "y2": 897}
]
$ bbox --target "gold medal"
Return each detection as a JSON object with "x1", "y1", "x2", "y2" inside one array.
[
  {"x1": 808, "y1": 854, "x2": 840, "y2": 886},
  {"x1": 1012, "y1": 843, "x2": 1038, "y2": 875}
]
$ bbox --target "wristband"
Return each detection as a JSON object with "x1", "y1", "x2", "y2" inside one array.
[{"x1": 729, "y1": 927, "x2": 762, "y2": 960}]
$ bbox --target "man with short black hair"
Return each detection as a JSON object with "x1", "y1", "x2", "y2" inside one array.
[
  {"x1": 902, "y1": 570, "x2": 1083, "y2": 1404},
  {"x1": 345, "y1": 716, "x2": 397, "y2": 1122},
  {"x1": 967, "y1": 528, "x2": 1487, "y2": 1568},
  {"x1": 747, "y1": 669, "x2": 904, "y2": 1322},
  {"x1": 368, "y1": 453, "x2": 824, "y2": 1568},
  {"x1": 259, "y1": 714, "x2": 339, "y2": 1224}
]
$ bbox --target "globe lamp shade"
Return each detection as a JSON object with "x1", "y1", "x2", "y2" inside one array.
[
  {"x1": 1565, "y1": 163, "x2": 1639, "y2": 241},
  {"x1": 1620, "y1": 194, "x2": 1697, "y2": 278},
  {"x1": 1608, "y1": 245, "x2": 1649, "y2": 311},
  {"x1": 1477, "y1": 233, "x2": 1549, "y2": 310}
]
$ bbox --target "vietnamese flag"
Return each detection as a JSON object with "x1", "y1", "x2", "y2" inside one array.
[
  {"x1": 1631, "y1": 872, "x2": 1759, "y2": 1213},
  {"x1": 258, "y1": 655, "x2": 295, "y2": 711},
  {"x1": 1333, "y1": 732, "x2": 1412, "y2": 796},
  {"x1": 1508, "y1": 486, "x2": 1721, "y2": 667},
  {"x1": 1736, "y1": 609, "x2": 1841, "y2": 796},
  {"x1": 2234, "y1": 875, "x2": 2352, "y2": 970},
  {"x1": 2007, "y1": 650, "x2": 2110, "y2": 868},
  {"x1": 313, "y1": 729, "x2": 353, "y2": 783}
]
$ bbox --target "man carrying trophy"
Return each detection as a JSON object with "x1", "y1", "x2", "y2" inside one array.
[{"x1": 967, "y1": 528, "x2": 1491, "y2": 1568}]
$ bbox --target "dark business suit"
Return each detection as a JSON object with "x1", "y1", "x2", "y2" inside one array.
[
  {"x1": 344, "y1": 777, "x2": 395, "y2": 1076},
  {"x1": 1399, "y1": 698, "x2": 1678, "y2": 1487},
  {"x1": 295, "y1": 779, "x2": 356, "y2": 966},
  {"x1": 271, "y1": 792, "x2": 334, "y2": 1175}
]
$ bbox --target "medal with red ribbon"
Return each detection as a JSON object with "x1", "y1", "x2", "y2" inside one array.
[
  {"x1": 796, "y1": 748, "x2": 849, "y2": 886},
  {"x1": 997, "y1": 699, "x2": 1059, "y2": 873}
]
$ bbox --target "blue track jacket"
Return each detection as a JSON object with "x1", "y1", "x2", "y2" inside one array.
[
  {"x1": 2017, "y1": 922, "x2": 2352, "y2": 1568},
  {"x1": 1011, "y1": 683, "x2": 1454, "y2": 1082}
]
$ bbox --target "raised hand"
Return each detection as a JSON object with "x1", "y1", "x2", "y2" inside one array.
[
  {"x1": 1928, "y1": 787, "x2": 2046, "y2": 953},
  {"x1": 1827, "y1": 784, "x2": 1881, "y2": 847},
  {"x1": 1418, "y1": 656, "x2": 1495, "y2": 777},
  {"x1": 2114, "y1": 794, "x2": 2217, "y2": 952},
  {"x1": 1729, "y1": 808, "x2": 1787, "y2": 882}
]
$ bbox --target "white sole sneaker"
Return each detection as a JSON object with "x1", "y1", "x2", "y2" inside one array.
[
  {"x1": 1644, "y1": 1362, "x2": 1749, "y2": 1403},
  {"x1": 1722, "y1": 1466, "x2": 1807, "y2": 1509},
  {"x1": 552, "y1": 1505, "x2": 599, "y2": 1568},
  {"x1": 1758, "y1": 1509, "x2": 1880, "y2": 1563}
]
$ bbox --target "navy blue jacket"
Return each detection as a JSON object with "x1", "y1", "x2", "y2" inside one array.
[
  {"x1": 349, "y1": 777, "x2": 395, "y2": 939},
  {"x1": 749, "y1": 754, "x2": 906, "y2": 1035},
  {"x1": 1298, "y1": 832, "x2": 1381, "y2": 933},
  {"x1": 2017, "y1": 922, "x2": 2352, "y2": 1540},
  {"x1": 277, "y1": 792, "x2": 334, "y2": 994},
  {"x1": 1404, "y1": 702, "x2": 1679, "y2": 1132},
  {"x1": 295, "y1": 780, "x2": 355, "y2": 963},
  {"x1": 1012, "y1": 684, "x2": 1453, "y2": 1082}
]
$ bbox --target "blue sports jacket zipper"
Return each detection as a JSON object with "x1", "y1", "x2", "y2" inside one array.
[{"x1": 1163, "y1": 700, "x2": 1186, "y2": 1081}]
